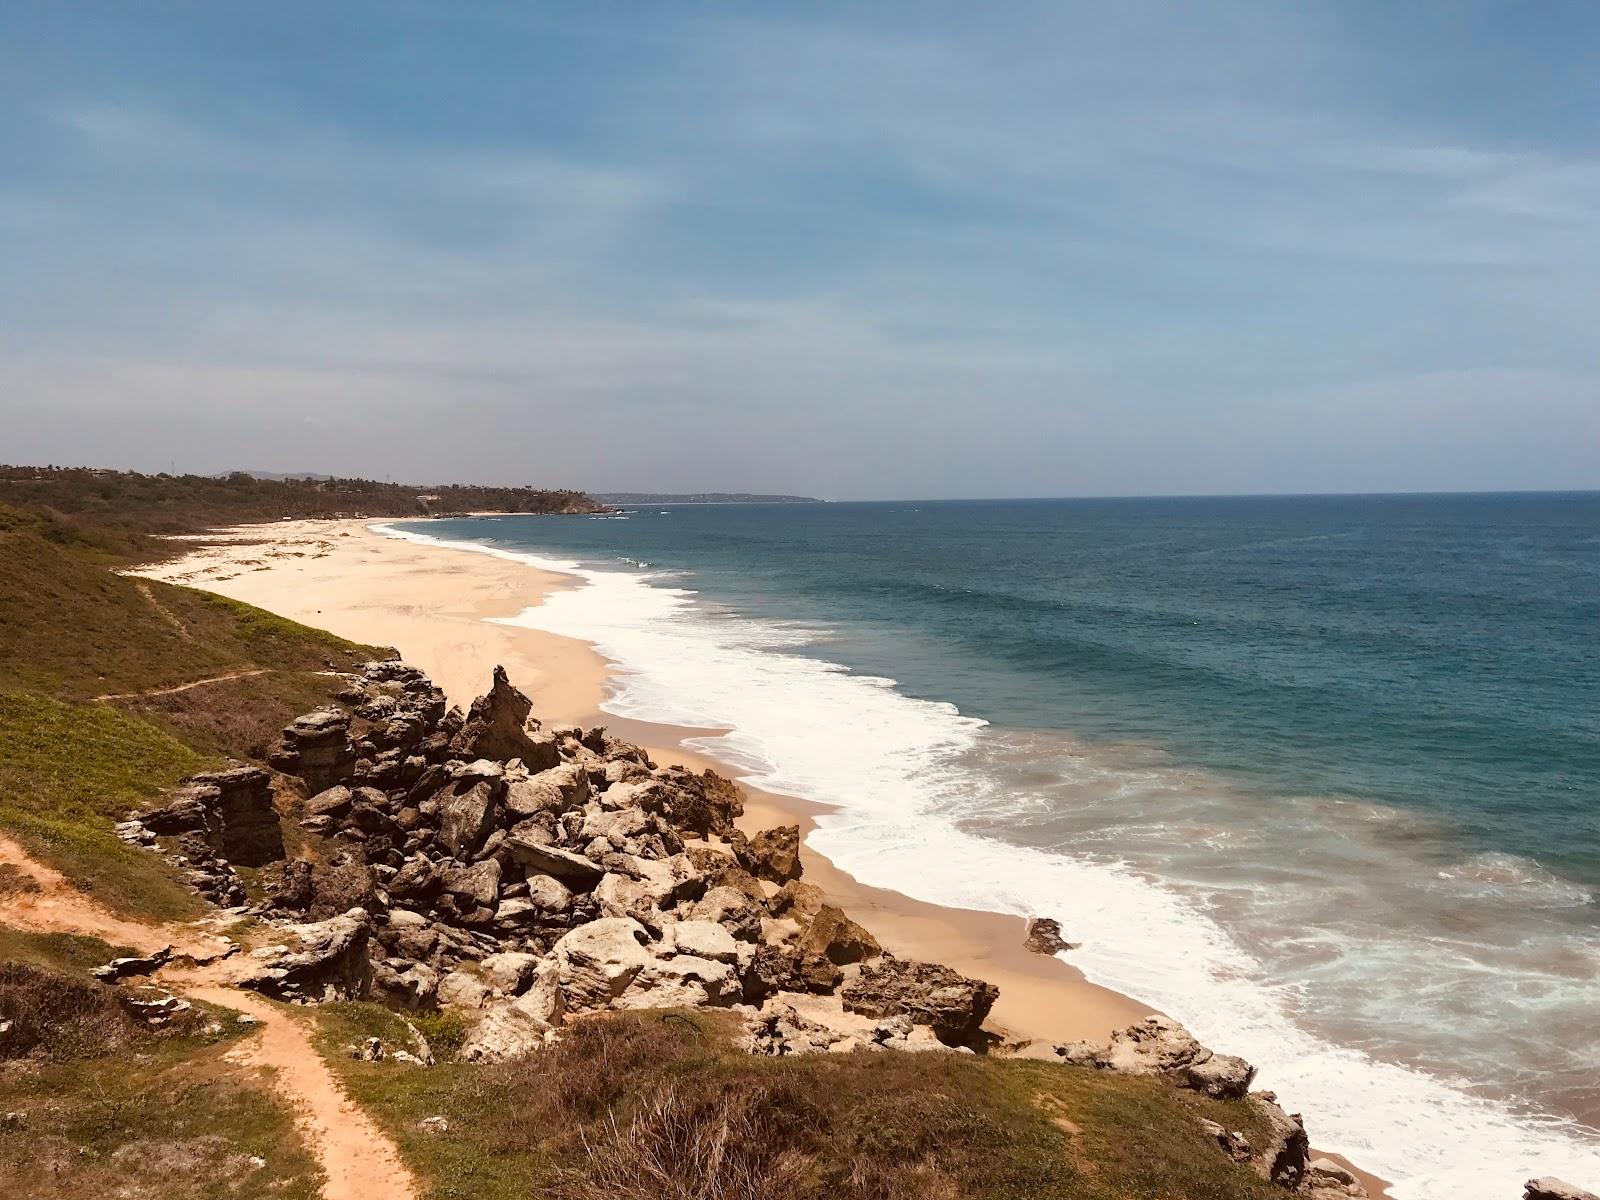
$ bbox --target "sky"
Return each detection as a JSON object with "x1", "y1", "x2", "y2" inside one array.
[{"x1": 1, "y1": 3, "x2": 1597, "y2": 500}]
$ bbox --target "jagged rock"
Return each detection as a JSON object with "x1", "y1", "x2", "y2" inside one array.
[
  {"x1": 507, "y1": 838, "x2": 606, "y2": 888},
  {"x1": 440, "y1": 859, "x2": 501, "y2": 910},
  {"x1": 741, "y1": 944, "x2": 843, "y2": 1003},
  {"x1": 1526, "y1": 1181, "x2": 1600, "y2": 1200},
  {"x1": 372, "y1": 958, "x2": 440, "y2": 1010},
  {"x1": 692, "y1": 885, "x2": 765, "y2": 942},
  {"x1": 739, "y1": 1003, "x2": 858, "y2": 1056},
  {"x1": 452, "y1": 666, "x2": 558, "y2": 768},
  {"x1": 306, "y1": 785, "x2": 356, "y2": 820},
  {"x1": 239, "y1": 908, "x2": 372, "y2": 1001},
  {"x1": 142, "y1": 766, "x2": 285, "y2": 867},
  {"x1": 460, "y1": 1000, "x2": 548, "y2": 1063},
  {"x1": 438, "y1": 775, "x2": 503, "y2": 858},
  {"x1": 797, "y1": 905, "x2": 881, "y2": 965},
  {"x1": 270, "y1": 710, "x2": 355, "y2": 793},
  {"x1": 1023, "y1": 916, "x2": 1077, "y2": 955},
  {"x1": 1303, "y1": 1158, "x2": 1368, "y2": 1198},
  {"x1": 1248, "y1": 1092, "x2": 1309, "y2": 1188},
  {"x1": 505, "y1": 764, "x2": 590, "y2": 818},
  {"x1": 389, "y1": 855, "x2": 442, "y2": 904},
  {"x1": 524, "y1": 873, "x2": 576, "y2": 915},
  {"x1": 1070, "y1": 1015, "x2": 1256, "y2": 1100},
  {"x1": 1198, "y1": 1118, "x2": 1254, "y2": 1164},
  {"x1": 770, "y1": 879, "x2": 828, "y2": 923},
  {"x1": 551, "y1": 917, "x2": 654, "y2": 1013},
  {"x1": 742, "y1": 824, "x2": 803, "y2": 884},
  {"x1": 841, "y1": 958, "x2": 998, "y2": 1046},
  {"x1": 622, "y1": 954, "x2": 738, "y2": 1009}
]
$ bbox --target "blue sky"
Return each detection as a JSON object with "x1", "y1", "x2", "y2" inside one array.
[{"x1": 1, "y1": 3, "x2": 1596, "y2": 498}]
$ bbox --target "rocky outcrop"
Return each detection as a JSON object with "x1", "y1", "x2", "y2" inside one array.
[
  {"x1": 238, "y1": 908, "x2": 372, "y2": 1002},
  {"x1": 450, "y1": 665, "x2": 556, "y2": 768},
  {"x1": 741, "y1": 823, "x2": 803, "y2": 883},
  {"x1": 1055, "y1": 1015, "x2": 1256, "y2": 1100},
  {"x1": 137, "y1": 765, "x2": 284, "y2": 869},
  {"x1": 269, "y1": 710, "x2": 355, "y2": 793},
  {"x1": 1022, "y1": 916, "x2": 1077, "y2": 956},
  {"x1": 841, "y1": 958, "x2": 998, "y2": 1047}
]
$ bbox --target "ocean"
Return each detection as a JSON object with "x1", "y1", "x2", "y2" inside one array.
[{"x1": 387, "y1": 493, "x2": 1600, "y2": 1200}]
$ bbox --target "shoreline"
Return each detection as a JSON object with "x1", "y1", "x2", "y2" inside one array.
[{"x1": 138, "y1": 516, "x2": 1388, "y2": 1195}]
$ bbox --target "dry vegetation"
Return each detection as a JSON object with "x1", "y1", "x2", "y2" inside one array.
[{"x1": 315, "y1": 1005, "x2": 1285, "y2": 1200}]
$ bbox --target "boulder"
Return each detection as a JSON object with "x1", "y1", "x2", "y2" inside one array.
[
  {"x1": 144, "y1": 766, "x2": 285, "y2": 867},
  {"x1": 451, "y1": 666, "x2": 557, "y2": 768},
  {"x1": 239, "y1": 908, "x2": 372, "y2": 1002},
  {"x1": 505, "y1": 764, "x2": 590, "y2": 819},
  {"x1": 437, "y1": 970, "x2": 492, "y2": 1009},
  {"x1": 1526, "y1": 1182, "x2": 1600, "y2": 1200},
  {"x1": 507, "y1": 838, "x2": 606, "y2": 889},
  {"x1": 551, "y1": 917, "x2": 654, "y2": 1013},
  {"x1": 1082, "y1": 1016, "x2": 1256, "y2": 1100},
  {"x1": 1022, "y1": 916, "x2": 1077, "y2": 956},
  {"x1": 769, "y1": 880, "x2": 829, "y2": 923},
  {"x1": 692, "y1": 885, "x2": 765, "y2": 942},
  {"x1": 438, "y1": 776, "x2": 502, "y2": 859},
  {"x1": 440, "y1": 859, "x2": 502, "y2": 910},
  {"x1": 797, "y1": 905, "x2": 881, "y2": 965},
  {"x1": 743, "y1": 824, "x2": 803, "y2": 884},
  {"x1": 621, "y1": 954, "x2": 738, "y2": 1009},
  {"x1": 1303, "y1": 1158, "x2": 1368, "y2": 1199},
  {"x1": 667, "y1": 920, "x2": 739, "y2": 964},
  {"x1": 460, "y1": 1001, "x2": 548, "y2": 1063},
  {"x1": 1248, "y1": 1092, "x2": 1309, "y2": 1188},
  {"x1": 841, "y1": 958, "x2": 997, "y2": 1047},
  {"x1": 480, "y1": 951, "x2": 541, "y2": 995},
  {"x1": 269, "y1": 709, "x2": 355, "y2": 793}
]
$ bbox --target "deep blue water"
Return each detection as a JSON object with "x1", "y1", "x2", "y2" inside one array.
[
  {"x1": 397, "y1": 492, "x2": 1600, "y2": 1197},
  {"x1": 434, "y1": 493, "x2": 1600, "y2": 881}
]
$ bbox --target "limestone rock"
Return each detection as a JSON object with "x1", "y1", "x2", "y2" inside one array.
[
  {"x1": 692, "y1": 885, "x2": 765, "y2": 942},
  {"x1": 239, "y1": 908, "x2": 372, "y2": 1001},
  {"x1": 667, "y1": 920, "x2": 739, "y2": 964},
  {"x1": 1088, "y1": 1016, "x2": 1257, "y2": 1100},
  {"x1": 507, "y1": 838, "x2": 606, "y2": 889},
  {"x1": 552, "y1": 917, "x2": 654, "y2": 1013},
  {"x1": 451, "y1": 666, "x2": 556, "y2": 768},
  {"x1": 460, "y1": 1000, "x2": 549, "y2": 1063},
  {"x1": 438, "y1": 776, "x2": 502, "y2": 858},
  {"x1": 797, "y1": 905, "x2": 881, "y2": 965},
  {"x1": 743, "y1": 824, "x2": 803, "y2": 884},
  {"x1": 1303, "y1": 1158, "x2": 1368, "y2": 1199},
  {"x1": 437, "y1": 970, "x2": 492, "y2": 1009},
  {"x1": 841, "y1": 958, "x2": 998, "y2": 1046},
  {"x1": 480, "y1": 951, "x2": 541, "y2": 994}
]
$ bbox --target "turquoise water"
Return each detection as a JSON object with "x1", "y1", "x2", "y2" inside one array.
[{"x1": 392, "y1": 493, "x2": 1600, "y2": 1198}]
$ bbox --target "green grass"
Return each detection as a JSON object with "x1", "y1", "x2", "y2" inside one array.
[
  {"x1": 0, "y1": 691, "x2": 214, "y2": 920},
  {"x1": 0, "y1": 927, "x2": 135, "y2": 977},
  {"x1": 309, "y1": 1006, "x2": 1283, "y2": 1200},
  {"x1": 0, "y1": 1010, "x2": 323, "y2": 1200}
]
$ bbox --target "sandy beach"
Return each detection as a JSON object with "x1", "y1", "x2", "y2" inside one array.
[{"x1": 139, "y1": 517, "x2": 1150, "y2": 1047}]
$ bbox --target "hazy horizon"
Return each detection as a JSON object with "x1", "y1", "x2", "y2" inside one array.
[{"x1": 3, "y1": 4, "x2": 1597, "y2": 499}]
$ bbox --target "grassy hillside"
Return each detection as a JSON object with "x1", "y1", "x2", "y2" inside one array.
[{"x1": 0, "y1": 505, "x2": 384, "y2": 915}]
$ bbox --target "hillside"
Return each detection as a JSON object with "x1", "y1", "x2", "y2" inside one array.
[
  {"x1": 597, "y1": 491, "x2": 821, "y2": 505},
  {"x1": 0, "y1": 465, "x2": 605, "y2": 549}
]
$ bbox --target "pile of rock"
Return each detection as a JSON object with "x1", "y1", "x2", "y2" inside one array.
[
  {"x1": 118, "y1": 765, "x2": 284, "y2": 906},
  {"x1": 207, "y1": 661, "x2": 998, "y2": 1061}
]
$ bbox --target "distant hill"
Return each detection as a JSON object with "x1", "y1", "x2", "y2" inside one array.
[
  {"x1": 0, "y1": 465, "x2": 606, "y2": 548},
  {"x1": 218, "y1": 470, "x2": 338, "y2": 482},
  {"x1": 596, "y1": 492, "x2": 822, "y2": 505}
]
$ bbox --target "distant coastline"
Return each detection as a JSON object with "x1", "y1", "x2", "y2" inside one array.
[{"x1": 594, "y1": 491, "x2": 823, "y2": 505}]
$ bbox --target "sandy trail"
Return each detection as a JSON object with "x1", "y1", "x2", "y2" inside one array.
[
  {"x1": 0, "y1": 835, "x2": 416, "y2": 1200},
  {"x1": 93, "y1": 667, "x2": 273, "y2": 703},
  {"x1": 187, "y1": 985, "x2": 418, "y2": 1200}
]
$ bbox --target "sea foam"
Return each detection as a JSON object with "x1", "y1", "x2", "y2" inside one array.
[{"x1": 374, "y1": 522, "x2": 1600, "y2": 1200}]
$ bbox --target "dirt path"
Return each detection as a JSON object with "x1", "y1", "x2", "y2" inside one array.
[
  {"x1": 0, "y1": 835, "x2": 417, "y2": 1200},
  {"x1": 135, "y1": 579, "x2": 193, "y2": 639},
  {"x1": 188, "y1": 985, "x2": 419, "y2": 1200},
  {"x1": 0, "y1": 833, "x2": 179, "y2": 954},
  {"x1": 93, "y1": 666, "x2": 271, "y2": 703}
]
